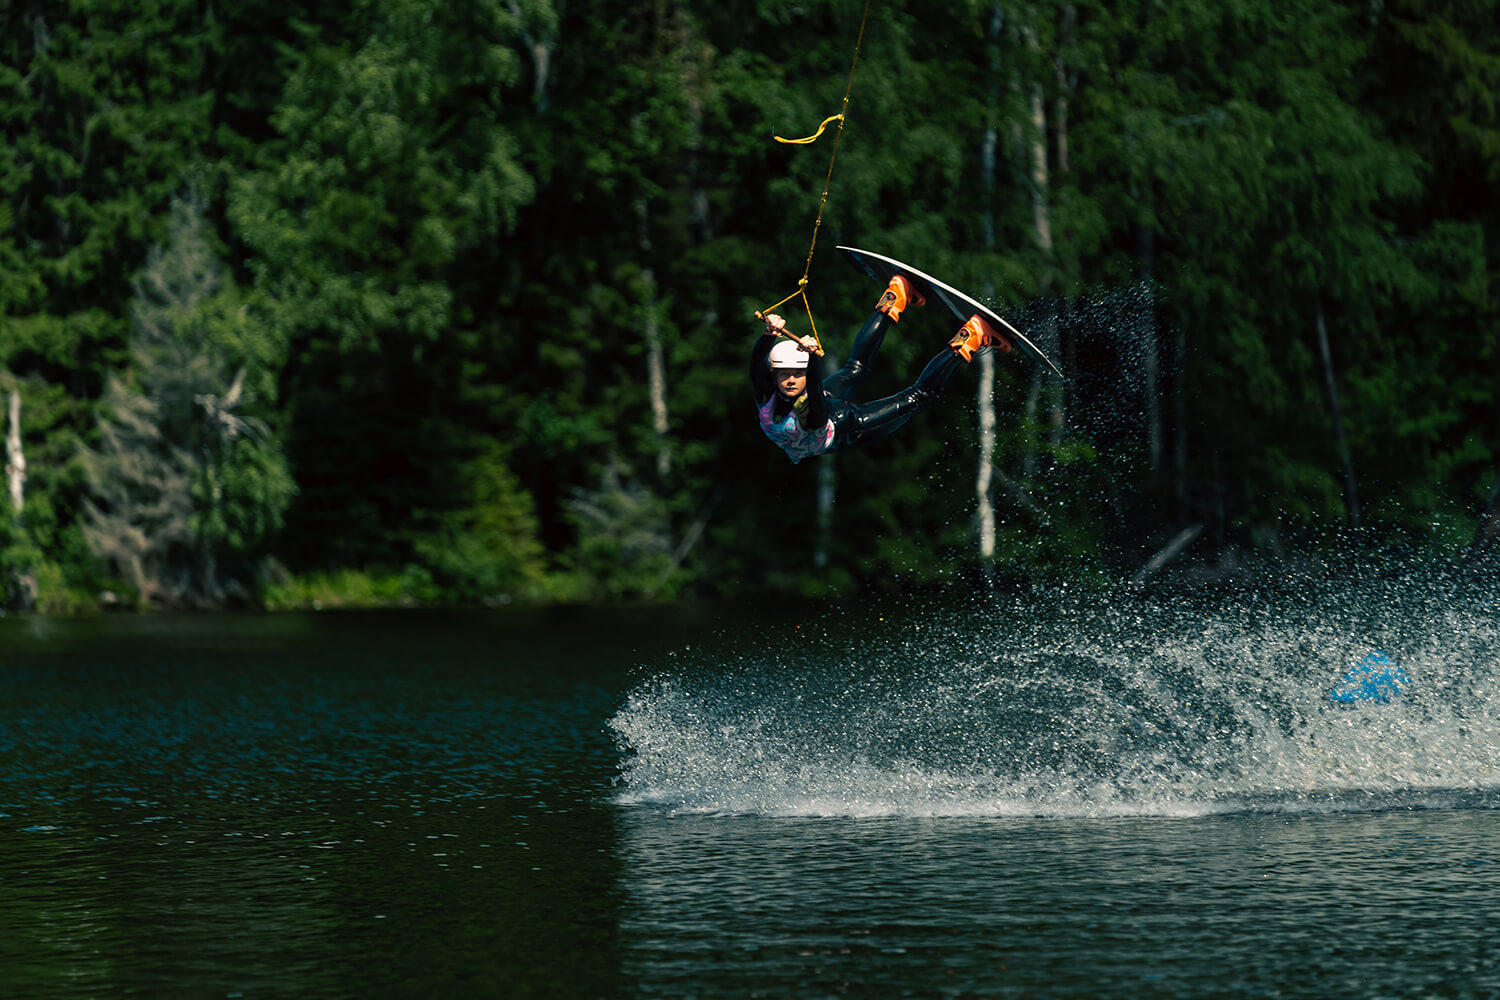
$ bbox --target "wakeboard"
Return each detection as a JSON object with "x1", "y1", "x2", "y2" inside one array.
[{"x1": 837, "y1": 245, "x2": 1064, "y2": 379}]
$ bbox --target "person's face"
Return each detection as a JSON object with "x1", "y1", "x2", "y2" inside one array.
[{"x1": 773, "y1": 367, "x2": 807, "y2": 399}]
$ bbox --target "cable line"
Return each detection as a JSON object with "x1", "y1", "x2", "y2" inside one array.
[{"x1": 755, "y1": 0, "x2": 873, "y2": 356}]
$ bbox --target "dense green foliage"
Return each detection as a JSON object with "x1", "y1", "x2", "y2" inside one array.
[{"x1": 2, "y1": 0, "x2": 1497, "y2": 610}]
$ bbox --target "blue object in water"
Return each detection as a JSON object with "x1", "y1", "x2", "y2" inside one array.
[{"x1": 1327, "y1": 650, "x2": 1411, "y2": 703}]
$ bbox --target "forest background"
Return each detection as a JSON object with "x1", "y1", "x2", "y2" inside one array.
[{"x1": 2, "y1": 0, "x2": 1498, "y2": 613}]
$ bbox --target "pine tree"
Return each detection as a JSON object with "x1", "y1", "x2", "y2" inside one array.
[{"x1": 80, "y1": 190, "x2": 294, "y2": 607}]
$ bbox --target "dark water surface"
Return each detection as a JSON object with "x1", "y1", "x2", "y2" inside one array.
[{"x1": 2, "y1": 583, "x2": 1497, "y2": 998}]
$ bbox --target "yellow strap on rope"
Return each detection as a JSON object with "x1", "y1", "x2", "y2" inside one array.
[
  {"x1": 756, "y1": 0, "x2": 872, "y2": 357},
  {"x1": 773, "y1": 114, "x2": 844, "y2": 145}
]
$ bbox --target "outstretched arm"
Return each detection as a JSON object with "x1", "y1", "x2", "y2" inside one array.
[{"x1": 750, "y1": 322, "x2": 777, "y2": 401}]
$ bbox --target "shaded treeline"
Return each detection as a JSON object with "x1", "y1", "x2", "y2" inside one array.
[{"x1": 2, "y1": 0, "x2": 1497, "y2": 610}]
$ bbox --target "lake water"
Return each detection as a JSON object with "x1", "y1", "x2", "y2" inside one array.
[{"x1": 2, "y1": 575, "x2": 1497, "y2": 998}]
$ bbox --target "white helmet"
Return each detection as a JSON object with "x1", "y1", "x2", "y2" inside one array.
[{"x1": 767, "y1": 340, "x2": 810, "y2": 370}]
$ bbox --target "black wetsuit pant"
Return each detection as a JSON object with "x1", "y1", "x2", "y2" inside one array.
[{"x1": 824, "y1": 310, "x2": 964, "y2": 452}]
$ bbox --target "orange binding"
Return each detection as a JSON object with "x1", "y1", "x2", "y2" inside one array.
[
  {"x1": 875, "y1": 275, "x2": 926, "y2": 323},
  {"x1": 949, "y1": 314, "x2": 1013, "y2": 361}
]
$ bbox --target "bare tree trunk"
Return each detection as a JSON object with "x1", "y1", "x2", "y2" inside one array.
[
  {"x1": 1027, "y1": 84, "x2": 1051, "y2": 259},
  {"x1": 3, "y1": 385, "x2": 36, "y2": 610},
  {"x1": 648, "y1": 482, "x2": 728, "y2": 598},
  {"x1": 5, "y1": 391, "x2": 23, "y2": 517},
  {"x1": 1131, "y1": 524, "x2": 1204, "y2": 585},
  {"x1": 1021, "y1": 20, "x2": 1054, "y2": 475},
  {"x1": 634, "y1": 199, "x2": 671, "y2": 480},
  {"x1": 1051, "y1": 4, "x2": 1077, "y2": 440},
  {"x1": 976, "y1": 351, "x2": 998, "y2": 564},
  {"x1": 509, "y1": 1, "x2": 555, "y2": 113},
  {"x1": 975, "y1": 3, "x2": 1004, "y2": 572},
  {"x1": 645, "y1": 314, "x2": 670, "y2": 479},
  {"x1": 1053, "y1": 4, "x2": 1075, "y2": 176},
  {"x1": 1316, "y1": 301, "x2": 1360, "y2": 526}
]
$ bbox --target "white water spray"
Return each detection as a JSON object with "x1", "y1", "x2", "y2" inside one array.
[{"x1": 610, "y1": 574, "x2": 1500, "y2": 818}]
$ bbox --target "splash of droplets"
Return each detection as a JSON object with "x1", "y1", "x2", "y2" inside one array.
[{"x1": 610, "y1": 572, "x2": 1500, "y2": 818}]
